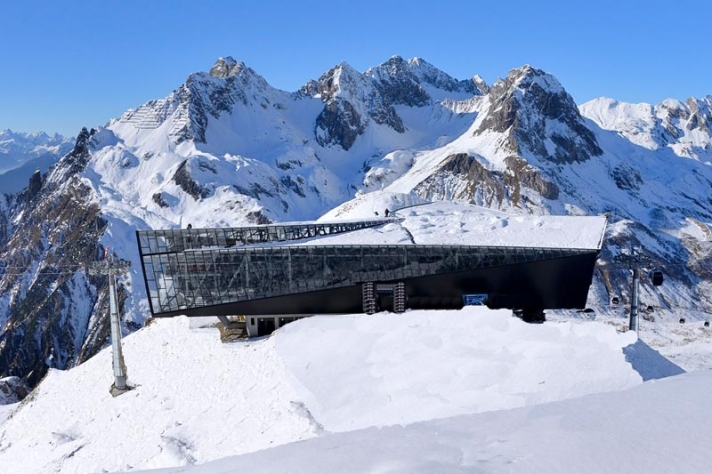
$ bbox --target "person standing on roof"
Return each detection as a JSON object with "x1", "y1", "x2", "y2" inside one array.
[{"x1": 385, "y1": 208, "x2": 390, "y2": 217}]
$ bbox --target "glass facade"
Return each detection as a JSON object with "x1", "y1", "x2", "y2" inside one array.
[{"x1": 137, "y1": 227, "x2": 593, "y2": 316}]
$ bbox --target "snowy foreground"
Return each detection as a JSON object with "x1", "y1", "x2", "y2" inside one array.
[
  {"x1": 1, "y1": 307, "x2": 703, "y2": 473},
  {"x1": 150, "y1": 371, "x2": 712, "y2": 474}
]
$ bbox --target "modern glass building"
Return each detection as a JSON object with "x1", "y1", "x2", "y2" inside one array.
[{"x1": 137, "y1": 212, "x2": 604, "y2": 336}]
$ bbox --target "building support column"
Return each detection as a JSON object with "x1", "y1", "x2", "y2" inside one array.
[
  {"x1": 362, "y1": 282, "x2": 376, "y2": 314},
  {"x1": 393, "y1": 282, "x2": 406, "y2": 313}
]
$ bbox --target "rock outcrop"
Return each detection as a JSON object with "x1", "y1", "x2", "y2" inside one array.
[{"x1": 476, "y1": 65, "x2": 602, "y2": 164}]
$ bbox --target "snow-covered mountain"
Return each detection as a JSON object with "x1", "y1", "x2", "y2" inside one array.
[
  {"x1": 0, "y1": 130, "x2": 73, "y2": 172},
  {"x1": 1, "y1": 55, "x2": 711, "y2": 392},
  {"x1": 0, "y1": 130, "x2": 73, "y2": 193},
  {"x1": 580, "y1": 96, "x2": 712, "y2": 159}
]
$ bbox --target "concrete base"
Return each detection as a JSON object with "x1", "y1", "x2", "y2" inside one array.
[{"x1": 110, "y1": 383, "x2": 131, "y2": 398}]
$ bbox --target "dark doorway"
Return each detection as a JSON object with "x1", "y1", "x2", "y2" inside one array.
[{"x1": 257, "y1": 318, "x2": 276, "y2": 336}]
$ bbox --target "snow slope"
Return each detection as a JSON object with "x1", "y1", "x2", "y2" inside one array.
[
  {"x1": 151, "y1": 370, "x2": 712, "y2": 474},
  {"x1": 0, "y1": 309, "x2": 683, "y2": 473}
]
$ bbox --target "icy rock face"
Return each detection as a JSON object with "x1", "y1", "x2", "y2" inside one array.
[
  {"x1": 476, "y1": 65, "x2": 602, "y2": 164},
  {"x1": 310, "y1": 62, "x2": 375, "y2": 149},
  {"x1": 308, "y1": 56, "x2": 483, "y2": 150},
  {"x1": 173, "y1": 160, "x2": 210, "y2": 200},
  {"x1": 0, "y1": 376, "x2": 29, "y2": 404},
  {"x1": 413, "y1": 154, "x2": 558, "y2": 209},
  {"x1": 684, "y1": 97, "x2": 712, "y2": 133}
]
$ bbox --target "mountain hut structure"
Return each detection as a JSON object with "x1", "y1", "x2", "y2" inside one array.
[{"x1": 136, "y1": 203, "x2": 607, "y2": 336}]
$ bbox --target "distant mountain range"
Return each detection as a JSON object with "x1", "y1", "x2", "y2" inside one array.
[
  {"x1": 0, "y1": 130, "x2": 73, "y2": 194},
  {"x1": 1, "y1": 55, "x2": 711, "y2": 390}
]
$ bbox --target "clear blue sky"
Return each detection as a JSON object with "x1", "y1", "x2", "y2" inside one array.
[{"x1": 1, "y1": 0, "x2": 709, "y2": 137}]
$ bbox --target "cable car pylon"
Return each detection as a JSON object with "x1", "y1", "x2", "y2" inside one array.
[
  {"x1": 613, "y1": 246, "x2": 663, "y2": 335},
  {"x1": 89, "y1": 247, "x2": 132, "y2": 397}
]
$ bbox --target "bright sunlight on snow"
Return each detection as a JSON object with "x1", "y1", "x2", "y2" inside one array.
[{"x1": 0, "y1": 307, "x2": 689, "y2": 473}]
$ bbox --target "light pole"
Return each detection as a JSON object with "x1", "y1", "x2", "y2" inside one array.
[{"x1": 89, "y1": 248, "x2": 131, "y2": 397}]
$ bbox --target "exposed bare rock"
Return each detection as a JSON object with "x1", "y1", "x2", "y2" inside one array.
[
  {"x1": 611, "y1": 165, "x2": 643, "y2": 192},
  {"x1": 209, "y1": 56, "x2": 241, "y2": 78},
  {"x1": 476, "y1": 65, "x2": 602, "y2": 164},
  {"x1": 246, "y1": 210, "x2": 271, "y2": 225},
  {"x1": 152, "y1": 192, "x2": 169, "y2": 208},
  {"x1": 503, "y1": 156, "x2": 559, "y2": 200},
  {"x1": 414, "y1": 153, "x2": 558, "y2": 208},
  {"x1": 0, "y1": 172, "x2": 116, "y2": 389},
  {"x1": 59, "y1": 127, "x2": 95, "y2": 176},
  {"x1": 27, "y1": 169, "x2": 42, "y2": 197},
  {"x1": 173, "y1": 160, "x2": 210, "y2": 200},
  {"x1": 685, "y1": 97, "x2": 711, "y2": 133},
  {"x1": 0, "y1": 376, "x2": 29, "y2": 404}
]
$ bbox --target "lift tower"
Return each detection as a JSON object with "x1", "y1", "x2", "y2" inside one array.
[
  {"x1": 89, "y1": 249, "x2": 131, "y2": 397},
  {"x1": 614, "y1": 247, "x2": 660, "y2": 334}
]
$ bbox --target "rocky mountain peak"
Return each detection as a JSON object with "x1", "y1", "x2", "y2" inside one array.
[
  {"x1": 476, "y1": 65, "x2": 602, "y2": 164},
  {"x1": 209, "y1": 56, "x2": 242, "y2": 78},
  {"x1": 54, "y1": 127, "x2": 95, "y2": 177},
  {"x1": 684, "y1": 96, "x2": 712, "y2": 133},
  {"x1": 311, "y1": 56, "x2": 482, "y2": 150},
  {"x1": 308, "y1": 61, "x2": 385, "y2": 150},
  {"x1": 312, "y1": 62, "x2": 364, "y2": 102},
  {"x1": 472, "y1": 74, "x2": 489, "y2": 95},
  {"x1": 118, "y1": 58, "x2": 274, "y2": 144},
  {"x1": 367, "y1": 56, "x2": 478, "y2": 102},
  {"x1": 507, "y1": 65, "x2": 562, "y2": 91},
  {"x1": 659, "y1": 98, "x2": 686, "y2": 114},
  {"x1": 207, "y1": 56, "x2": 265, "y2": 88}
]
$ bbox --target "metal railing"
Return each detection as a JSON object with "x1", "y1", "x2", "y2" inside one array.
[{"x1": 137, "y1": 217, "x2": 403, "y2": 255}]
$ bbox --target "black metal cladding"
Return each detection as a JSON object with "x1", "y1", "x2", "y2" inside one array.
[{"x1": 137, "y1": 226, "x2": 595, "y2": 316}]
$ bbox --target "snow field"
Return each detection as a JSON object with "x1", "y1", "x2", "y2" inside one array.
[
  {"x1": 0, "y1": 306, "x2": 684, "y2": 473},
  {"x1": 153, "y1": 370, "x2": 712, "y2": 474},
  {"x1": 0, "y1": 318, "x2": 316, "y2": 473},
  {"x1": 275, "y1": 309, "x2": 649, "y2": 433}
]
